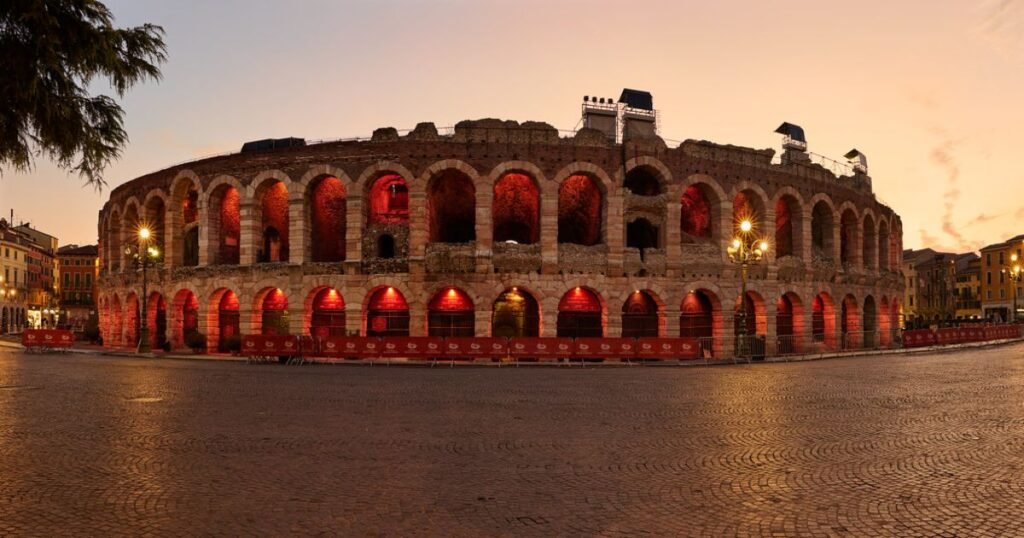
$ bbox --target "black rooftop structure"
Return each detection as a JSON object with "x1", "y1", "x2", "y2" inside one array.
[
  {"x1": 774, "y1": 122, "x2": 806, "y2": 143},
  {"x1": 240, "y1": 137, "x2": 306, "y2": 153},
  {"x1": 618, "y1": 89, "x2": 653, "y2": 111}
]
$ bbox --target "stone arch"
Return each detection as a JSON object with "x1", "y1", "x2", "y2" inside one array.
[
  {"x1": 492, "y1": 286, "x2": 541, "y2": 338},
  {"x1": 775, "y1": 290, "x2": 805, "y2": 353},
  {"x1": 169, "y1": 171, "x2": 202, "y2": 267},
  {"x1": 424, "y1": 164, "x2": 477, "y2": 244},
  {"x1": 207, "y1": 288, "x2": 240, "y2": 352},
  {"x1": 733, "y1": 289, "x2": 768, "y2": 337},
  {"x1": 206, "y1": 175, "x2": 244, "y2": 265},
  {"x1": 841, "y1": 293, "x2": 861, "y2": 348},
  {"x1": 877, "y1": 217, "x2": 891, "y2": 271},
  {"x1": 809, "y1": 194, "x2": 838, "y2": 261},
  {"x1": 557, "y1": 172, "x2": 605, "y2": 246},
  {"x1": 364, "y1": 285, "x2": 411, "y2": 337},
  {"x1": 838, "y1": 203, "x2": 860, "y2": 267},
  {"x1": 492, "y1": 169, "x2": 541, "y2": 245},
  {"x1": 142, "y1": 191, "x2": 168, "y2": 258},
  {"x1": 251, "y1": 172, "x2": 291, "y2": 263},
  {"x1": 296, "y1": 165, "x2": 355, "y2": 194},
  {"x1": 303, "y1": 286, "x2": 347, "y2": 338},
  {"x1": 556, "y1": 286, "x2": 605, "y2": 338},
  {"x1": 107, "y1": 205, "x2": 122, "y2": 272},
  {"x1": 771, "y1": 187, "x2": 805, "y2": 259},
  {"x1": 305, "y1": 174, "x2": 348, "y2": 262},
  {"x1": 252, "y1": 286, "x2": 290, "y2": 336},
  {"x1": 171, "y1": 288, "x2": 199, "y2": 349},
  {"x1": 426, "y1": 286, "x2": 476, "y2": 337},
  {"x1": 862, "y1": 212, "x2": 877, "y2": 271},
  {"x1": 620, "y1": 289, "x2": 663, "y2": 337},
  {"x1": 812, "y1": 291, "x2": 837, "y2": 349},
  {"x1": 622, "y1": 158, "x2": 671, "y2": 196},
  {"x1": 730, "y1": 182, "x2": 771, "y2": 239}
]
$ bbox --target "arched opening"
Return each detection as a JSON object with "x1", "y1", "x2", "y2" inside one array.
[
  {"x1": 310, "y1": 288, "x2": 346, "y2": 338},
  {"x1": 878, "y1": 221, "x2": 890, "y2": 271},
  {"x1": 492, "y1": 288, "x2": 540, "y2": 337},
  {"x1": 558, "y1": 174, "x2": 603, "y2": 246},
  {"x1": 256, "y1": 288, "x2": 288, "y2": 336},
  {"x1": 732, "y1": 190, "x2": 766, "y2": 239},
  {"x1": 428, "y1": 169, "x2": 476, "y2": 243},
  {"x1": 681, "y1": 184, "x2": 714, "y2": 243},
  {"x1": 862, "y1": 215, "x2": 877, "y2": 271},
  {"x1": 863, "y1": 295, "x2": 877, "y2": 348},
  {"x1": 172, "y1": 290, "x2": 199, "y2": 349},
  {"x1": 1, "y1": 307, "x2": 7, "y2": 334},
  {"x1": 626, "y1": 218, "x2": 660, "y2": 260},
  {"x1": 879, "y1": 295, "x2": 891, "y2": 347},
  {"x1": 733, "y1": 291, "x2": 766, "y2": 357},
  {"x1": 148, "y1": 292, "x2": 167, "y2": 350},
  {"x1": 624, "y1": 166, "x2": 662, "y2": 196},
  {"x1": 107, "y1": 211, "x2": 122, "y2": 271},
  {"x1": 124, "y1": 293, "x2": 139, "y2": 348},
  {"x1": 840, "y1": 209, "x2": 858, "y2": 266},
  {"x1": 493, "y1": 172, "x2": 540, "y2": 244},
  {"x1": 367, "y1": 174, "x2": 409, "y2": 225},
  {"x1": 377, "y1": 234, "x2": 396, "y2": 259},
  {"x1": 309, "y1": 176, "x2": 347, "y2": 262},
  {"x1": 428, "y1": 287, "x2": 475, "y2": 337},
  {"x1": 776, "y1": 294, "x2": 794, "y2": 353},
  {"x1": 209, "y1": 184, "x2": 241, "y2": 265},
  {"x1": 811, "y1": 201, "x2": 835, "y2": 260},
  {"x1": 144, "y1": 197, "x2": 166, "y2": 263},
  {"x1": 774, "y1": 195, "x2": 801, "y2": 258},
  {"x1": 841, "y1": 294, "x2": 860, "y2": 349},
  {"x1": 680, "y1": 290, "x2": 715, "y2": 340},
  {"x1": 175, "y1": 182, "x2": 201, "y2": 267},
  {"x1": 206, "y1": 289, "x2": 239, "y2": 352},
  {"x1": 122, "y1": 204, "x2": 140, "y2": 269},
  {"x1": 366, "y1": 287, "x2": 410, "y2": 337},
  {"x1": 557, "y1": 287, "x2": 603, "y2": 338},
  {"x1": 256, "y1": 179, "x2": 289, "y2": 263},
  {"x1": 621, "y1": 290, "x2": 659, "y2": 337}
]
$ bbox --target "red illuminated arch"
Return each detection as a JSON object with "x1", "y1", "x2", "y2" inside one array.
[
  {"x1": 208, "y1": 289, "x2": 239, "y2": 352},
  {"x1": 621, "y1": 290, "x2": 660, "y2": 337},
  {"x1": 309, "y1": 287, "x2": 346, "y2": 338},
  {"x1": 493, "y1": 172, "x2": 540, "y2": 244},
  {"x1": 774, "y1": 195, "x2": 801, "y2": 258},
  {"x1": 557, "y1": 287, "x2": 603, "y2": 337},
  {"x1": 732, "y1": 190, "x2": 766, "y2": 238},
  {"x1": 256, "y1": 288, "x2": 289, "y2": 336},
  {"x1": 365, "y1": 287, "x2": 410, "y2": 337},
  {"x1": 172, "y1": 289, "x2": 199, "y2": 349},
  {"x1": 811, "y1": 201, "x2": 835, "y2": 260},
  {"x1": 681, "y1": 184, "x2": 714, "y2": 242},
  {"x1": 558, "y1": 174, "x2": 603, "y2": 246},
  {"x1": 862, "y1": 214, "x2": 877, "y2": 270},
  {"x1": 147, "y1": 291, "x2": 167, "y2": 350},
  {"x1": 255, "y1": 179, "x2": 289, "y2": 263},
  {"x1": 427, "y1": 287, "x2": 475, "y2": 337},
  {"x1": 840, "y1": 209, "x2": 859, "y2": 266},
  {"x1": 680, "y1": 290, "x2": 716, "y2": 339},
  {"x1": 309, "y1": 176, "x2": 347, "y2": 262},
  {"x1": 124, "y1": 292, "x2": 140, "y2": 348},
  {"x1": 209, "y1": 183, "x2": 241, "y2": 265},
  {"x1": 367, "y1": 174, "x2": 409, "y2": 225},
  {"x1": 841, "y1": 294, "x2": 861, "y2": 349},
  {"x1": 776, "y1": 292, "x2": 804, "y2": 354}
]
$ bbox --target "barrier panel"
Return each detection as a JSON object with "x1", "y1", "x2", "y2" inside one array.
[
  {"x1": 508, "y1": 337, "x2": 574, "y2": 360},
  {"x1": 441, "y1": 337, "x2": 507, "y2": 360},
  {"x1": 379, "y1": 336, "x2": 445, "y2": 358},
  {"x1": 573, "y1": 338, "x2": 636, "y2": 360},
  {"x1": 958, "y1": 327, "x2": 984, "y2": 343},
  {"x1": 242, "y1": 335, "x2": 302, "y2": 357},
  {"x1": 635, "y1": 337, "x2": 701, "y2": 360},
  {"x1": 21, "y1": 329, "x2": 74, "y2": 350},
  {"x1": 902, "y1": 329, "x2": 936, "y2": 348},
  {"x1": 935, "y1": 328, "x2": 961, "y2": 346},
  {"x1": 317, "y1": 337, "x2": 381, "y2": 359}
]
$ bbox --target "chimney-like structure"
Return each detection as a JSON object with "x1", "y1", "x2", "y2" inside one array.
[
  {"x1": 581, "y1": 95, "x2": 617, "y2": 140},
  {"x1": 619, "y1": 89, "x2": 656, "y2": 141}
]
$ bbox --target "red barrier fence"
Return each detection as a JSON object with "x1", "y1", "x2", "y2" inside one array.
[
  {"x1": 636, "y1": 337, "x2": 701, "y2": 360},
  {"x1": 242, "y1": 335, "x2": 301, "y2": 357},
  {"x1": 21, "y1": 329, "x2": 74, "y2": 350},
  {"x1": 904, "y1": 325, "x2": 1020, "y2": 348}
]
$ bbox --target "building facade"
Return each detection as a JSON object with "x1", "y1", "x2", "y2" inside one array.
[
  {"x1": 0, "y1": 220, "x2": 59, "y2": 332},
  {"x1": 955, "y1": 254, "x2": 982, "y2": 320},
  {"x1": 57, "y1": 244, "x2": 99, "y2": 333},
  {"x1": 96, "y1": 96, "x2": 904, "y2": 356},
  {"x1": 980, "y1": 235, "x2": 1024, "y2": 322}
]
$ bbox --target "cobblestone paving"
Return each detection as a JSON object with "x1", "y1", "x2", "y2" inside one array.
[{"x1": 2, "y1": 346, "x2": 1024, "y2": 536}]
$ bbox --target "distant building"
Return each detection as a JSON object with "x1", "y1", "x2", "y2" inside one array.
[
  {"x1": 57, "y1": 244, "x2": 99, "y2": 333},
  {"x1": 0, "y1": 219, "x2": 58, "y2": 331},
  {"x1": 954, "y1": 253, "x2": 981, "y2": 320},
  {"x1": 902, "y1": 248, "x2": 961, "y2": 327},
  {"x1": 979, "y1": 235, "x2": 1024, "y2": 322}
]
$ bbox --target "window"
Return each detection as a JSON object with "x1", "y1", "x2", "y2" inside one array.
[
  {"x1": 988, "y1": 272, "x2": 992, "y2": 285},
  {"x1": 988, "y1": 291, "x2": 993, "y2": 300},
  {"x1": 999, "y1": 252, "x2": 1005, "y2": 264},
  {"x1": 85, "y1": 274, "x2": 91, "y2": 287},
  {"x1": 1000, "y1": 272, "x2": 1005, "y2": 284},
  {"x1": 74, "y1": 273, "x2": 80, "y2": 288},
  {"x1": 909, "y1": 297, "x2": 914, "y2": 307},
  {"x1": 987, "y1": 253, "x2": 992, "y2": 266},
  {"x1": 1000, "y1": 289, "x2": 1006, "y2": 299},
  {"x1": 63, "y1": 273, "x2": 70, "y2": 287}
]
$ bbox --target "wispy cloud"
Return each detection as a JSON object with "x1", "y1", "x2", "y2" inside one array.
[
  {"x1": 967, "y1": 212, "x2": 1000, "y2": 226},
  {"x1": 977, "y1": 0, "x2": 1024, "y2": 54}
]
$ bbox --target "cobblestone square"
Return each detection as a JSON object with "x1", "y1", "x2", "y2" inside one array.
[{"x1": 2, "y1": 346, "x2": 1024, "y2": 536}]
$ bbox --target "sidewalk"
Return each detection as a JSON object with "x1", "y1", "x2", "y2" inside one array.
[{"x1": 2, "y1": 336, "x2": 1022, "y2": 367}]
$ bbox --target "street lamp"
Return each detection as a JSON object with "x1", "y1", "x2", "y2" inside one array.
[
  {"x1": 726, "y1": 219, "x2": 768, "y2": 358},
  {"x1": 1004, "y1": 253, "x2": 1023, "y2": 323},
  {"x1": 124, "y1": 226, "x2": 160, "y2": 353}
]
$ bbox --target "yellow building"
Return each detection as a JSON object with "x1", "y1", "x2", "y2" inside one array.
[{"x1": 980, "y1": 234, "x2": 1024, "y2": 322}]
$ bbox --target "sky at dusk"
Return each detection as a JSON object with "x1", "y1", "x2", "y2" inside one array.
[{"x1": 2, "y1": 0, "x2": 1023, "y2": 252}]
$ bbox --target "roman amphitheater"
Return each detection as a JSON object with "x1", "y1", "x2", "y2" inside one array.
[{"x1": 96, "y1": 91, "x2": 903, "y2": 358}]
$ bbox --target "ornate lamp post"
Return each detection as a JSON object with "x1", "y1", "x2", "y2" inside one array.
[
  {"x1": 726, "y1": 219, "x2": 768, "y2": 358},
  {"x1": 1004, "y1": 253, "x2": 1023, "y2": 323},
  {"x1": 124, "y1": 227, "x2": 159, "y2": 353}
]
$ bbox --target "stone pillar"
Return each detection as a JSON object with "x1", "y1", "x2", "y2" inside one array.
[
  {"x1": 665, "y1": 190, "x2": 683, "y2": 276},
  {"x1": 605, "y1": 190, "x2": 624, "y2": 275},
  {"x1": 762, "y1": 207, "x2": 776, "y2": 265},
  {"x1": 346, "y1": 196, "x2": 363, "y2": 266},
  {"x1": 345, "y1": 301, "x2": 362, "y2": 336},
  {"x1": 664, "y1": 306, "x2": 680, "y2": 337},
  {"x1": 408, "y1": 189, "x2": 428, "y2": 260},
  {"x1": 238, "y1": 304, "x2": 256, "y2": 337},
  {"x1": 764, "y1": 301, "x2": 777, "y2": 357},
  {"x1": 476, "y1": 183, "x2": 493, "y2": 272},
  {"x1": 540, "y1": 190, "x2": 559, "y2": 274},
  {"x1": 800, "y1": 206, "x2": 813, "y2": 262},
  {"x1": 408, "y1": 300, "x2": 426, "y2": 337},
  {"x1": 541, "y1": 297, "x2": 559, "y2": 337},
  {"x1": 288, "y1": 302, "x2": 305, "y2": 336},
  {"x1": 606, "y1": 304, "x2": 621, "y2": 337},
  {"x1": 196, "y1": 198, "x2": 210, "y2": 267},
  {"x1": 474, "y1": 308, "x2": 490, "y2": 337},
  {"x1": 239, "y1": 201, "x2": 257, "y2": 265},
  {"x1": 289, "y1": 198, "x2": 308, "y2": 265},
  {"x1": 717, "y1": 200, "x2": 734, "y2": 264}
]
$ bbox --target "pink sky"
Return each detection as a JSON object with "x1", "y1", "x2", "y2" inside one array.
[{"x1": 3, "y1": 0, "x2": 1023, "y2": 252}]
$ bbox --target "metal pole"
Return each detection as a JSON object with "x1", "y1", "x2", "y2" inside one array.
[
  {"x1": 739, "y1": 261, "x2": 748, "y2": 359},
  {"x1": 138, "y1": 242, "x2": 151, "y2": 353}
]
